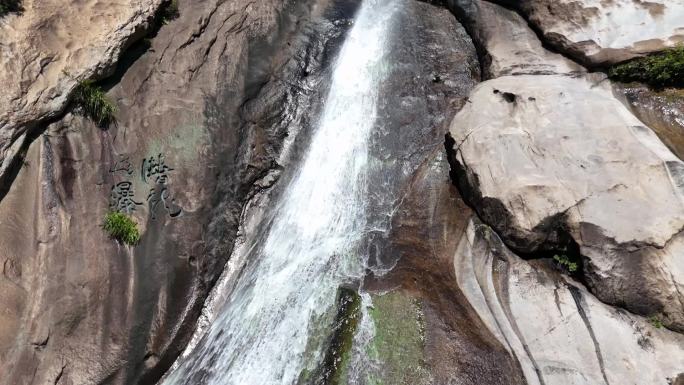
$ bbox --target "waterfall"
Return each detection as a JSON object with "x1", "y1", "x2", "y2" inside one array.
[{"x1": 162, "y1": 0, "x2": 400, "y2": 383}]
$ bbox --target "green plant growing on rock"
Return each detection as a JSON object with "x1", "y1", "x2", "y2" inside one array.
[
  {"x1": 649, "y1": 315, "x2": 663, "y2": 329},
  {"x1": 103, "y1": 211, "x2": 141, "y2": 245},
  {"x1": 73, "y1": 80, "x2": 117, "y2": 127},
  {"x1": 608, "y1": 46, "x2": 684, "y2": 88},
  {"x1": 553, "y1": 254, "x2": 578, "y2": 273}
]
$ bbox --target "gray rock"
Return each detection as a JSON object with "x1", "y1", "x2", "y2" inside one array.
[
  {"x1": 444, "y1": 0, "x2": 584, "y2": 78},
  {"x1": 449, "y1": 72, "x2": 684, "y2": 332},
  {"x1": 491, "y1": 0, "x2": 684, "y2": 65},
  {"x1": 454, "y1": 219, "x2": 684, "y2": 385},
  {"x1": 446, "y1": 0, "x2": 684, "y2": 331}
]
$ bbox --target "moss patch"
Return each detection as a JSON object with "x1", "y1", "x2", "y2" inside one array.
[
  {"x1": 298, "y1": 287, "x2": 361, "y2": 385},
  {"x1": 609, "y1": 46, "x2": 684, "y2": 88},
  {"x1": 366, "y1": 291, "x2": 430, "y2": 385}
]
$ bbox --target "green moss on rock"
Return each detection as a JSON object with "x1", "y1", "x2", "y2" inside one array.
[
  {"x1": 299, "y1": 287, "x2": 361, "y2": 385},
  {"x1": 609, "y1": 46, "x2": 684, "y2": 88},
  {"x1": 366, "y1": 291, "x2": 430, "y2": 385}
]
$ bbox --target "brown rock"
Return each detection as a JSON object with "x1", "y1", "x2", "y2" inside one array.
[{"x1": 0, "y1": 0, "x2": 162, "y2": 188}]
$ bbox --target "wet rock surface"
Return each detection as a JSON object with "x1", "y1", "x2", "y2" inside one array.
[
  {"x1": 616, "y1": 85, "x2": 684, "y2": 160},
  {"x1": 356, "y1": 2, "x2": 527, "y2": 384},
  {"x1": 1, "y1": 0, "x2": 683, "y2": 383},
  {"x1": 0, "y1": 0, "x2": 345, "y2": 383},
  {"x1": 490, "y1": 0, "x2": 684, "y2": 66}
]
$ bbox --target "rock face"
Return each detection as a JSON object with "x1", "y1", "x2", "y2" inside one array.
[
  {"x1": 0, "y1": 0, "x2": 347, "y2": 383},
  {"x1": 0, "y1": 0, "x2": 162, "y2": 188},
  {"x1": 617, "y1": 85, "x2": 684, "y2": 159},
  {"x1": 455, "y1": 218, "x2": 684, "y2": 385},
  {"x1": 446, "y1": 0, "x2": 684, "y2": 331},
  {"x1": 445, "y1": 0, "x2": 584, "y2": 78},
  {"x1": 492, "y1": 0, "x2": 684, "y2": 65}
]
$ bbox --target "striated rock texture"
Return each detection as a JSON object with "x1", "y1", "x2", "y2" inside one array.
[
  {"x1": 446, "y1": 0, "x2": 684, "y2": 331},
  {"x1": 0, "y1": 0, "x2": 162, "y2": 188},
  {"x1": 492, "y1": 0, "x2": 684, "y2": 66},
  {"x1": 0, "y1": 0, "x2": 349, "y2": 383},
  {"x1": 455, "y1": 219, "x2": 684, "y2": 385},
  {"x1": 444, "y1": 0, "x2": 584, "y2": 78},
  {"x1": 617, "y1": 85, "x2": 684, "y2": 160}
]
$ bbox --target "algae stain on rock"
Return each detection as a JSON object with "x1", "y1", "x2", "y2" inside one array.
[
  {"x1": 299, "y1": 287, "x2": 362, "y2": 385},
  {"x1": 366, "y1": 291, "x2": 431, "y2": 385},
  {"x1": 145, "y1": 119, "x2": 208, "y2": 164}
]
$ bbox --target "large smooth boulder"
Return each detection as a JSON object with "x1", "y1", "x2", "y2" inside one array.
[
  {"x1": 493, "y1": 0, "x2": 684, "y2": 65},
  {"x1": 0, "y1": 0, "x2": 162, "y2": 187},
  {"x1": 448, "y1": 72, "x2": 684, "y2": 331},
  {"x1": 445, "y1": 0, "x2": 684, "y2": 332},
  {"x1": 444, "y1": 0, "x2": 584, "y2": 78},
  {"x1": 454, "y1": 219, "x2": 684, "y2": 385}
]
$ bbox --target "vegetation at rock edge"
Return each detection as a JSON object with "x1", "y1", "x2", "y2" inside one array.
[
  {"x1": 73, "y1": 80, "x2": 117, "y2": 127},
  {"x1": 553, "y1": 254, "x2": 578, "y2": 273},
  {"x1": 609, "y1": 46, "x2": 684, "y2": 88},
  {"x1": 103, "y1": 211, "x2": 141, "y2": 245},
  {"x1": 649, "y1": 315, "x2": 664, "y2": 329}
]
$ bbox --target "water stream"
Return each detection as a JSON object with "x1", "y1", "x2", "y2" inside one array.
[{"x1": 162, "y1": 0, "x2": 400, "y2": 383}]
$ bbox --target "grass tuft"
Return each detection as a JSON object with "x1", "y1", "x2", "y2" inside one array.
[
  {"x1": 103, "y1": 211, "x2": 141, "y2": 245},
  {"x1": 648, "y1": 315, "x2": 663, "y2": 329},
  {"x1": 609, "y1": 46, "x2": 684, "y2": 88},
  {"x1": 73, "y1": 80, "x2": 117, "y2": 127}
]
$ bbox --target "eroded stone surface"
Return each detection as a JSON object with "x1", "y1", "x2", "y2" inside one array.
[
  {"x1": 0, "y1": 0, "x2": 162, "y2": 187},
  {"x1": 0, "y1": 0, "x2": 340, "y2": 383},
  {"x1": 454, "y1": 219, "x2": 684, "y2": 385},
  {"x1": 492, "y1": 0, "x2": 684, "y2": 65},
  {"x1": 444, "y1": 0, "x2": 584, "y2": 78},
  {"x1": 449, "y1": 72, "x2": 684, "y2": 331},
  {"x1": 445, "y1": 0, "x2": 684, "y2": 331}
]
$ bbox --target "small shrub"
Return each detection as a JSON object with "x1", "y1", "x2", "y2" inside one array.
[
  {"x1": 160, "y1": 0, "x2": 179, "y2": 24},
  {"x1": 73, "y1": 80, "x2": 117, "y2": 127},
  {"x1": 553, "y1": 254, "x2": 578, "y2": 273},
  {"x1": 649, "y1": 315, "x2": 663, "y2": 329},
  {"x1": 608, "y1": 46, "x2": 684, "y2": 88},
  {"x1": 103, "y1": 211, "x2": 141, "y2": 245}
]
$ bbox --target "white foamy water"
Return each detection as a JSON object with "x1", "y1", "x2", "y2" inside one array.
[{"x1": 162, "y1": 1, "x2": 400, "y2": 383}]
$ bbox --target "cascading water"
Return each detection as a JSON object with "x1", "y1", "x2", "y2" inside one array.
[{"x1": 163, "y1": 1, "x2": 400, "y2": 383}]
